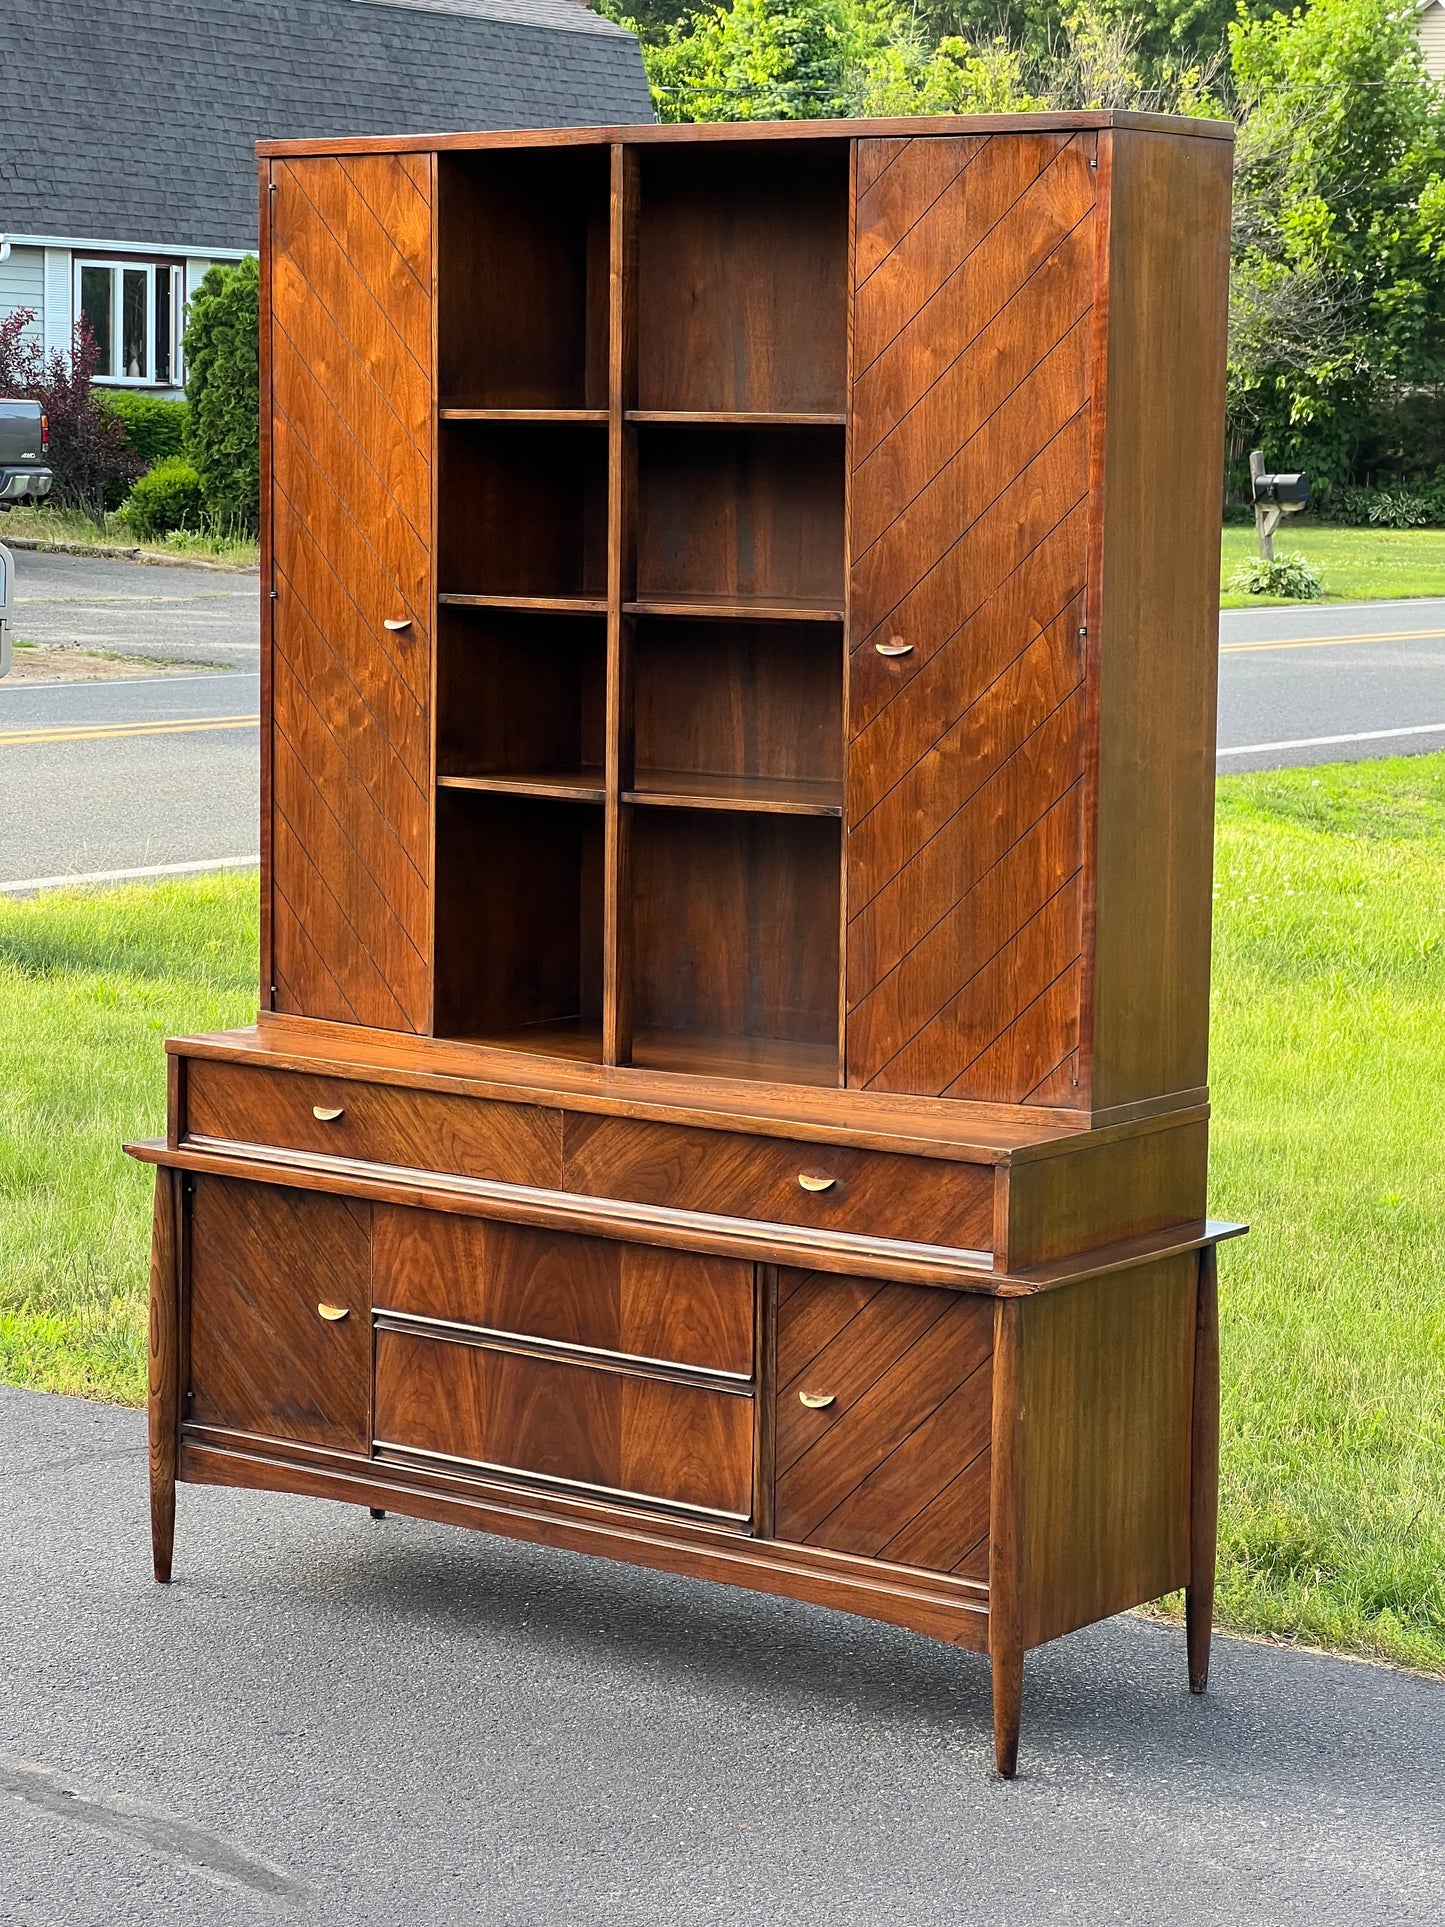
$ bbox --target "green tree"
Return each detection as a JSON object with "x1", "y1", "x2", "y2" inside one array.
[
  {"x1": 183, "y1": 256, "x2": 260, "y2": 534},
  {"x1": 1227, "y1": 0, "x2": 1445, "y2": 483}
]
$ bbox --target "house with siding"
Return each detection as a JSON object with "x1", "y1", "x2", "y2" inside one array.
[
  {"x1": 0, "y1": 0, "x2": 650, "y2": 392},
  {"x1": 1420, "y1": 0, "x2": 1445, "y2": 81}
]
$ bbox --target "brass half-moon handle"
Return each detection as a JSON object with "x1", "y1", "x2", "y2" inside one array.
[
  {"x1": 876, "y1": 637, "x2": 913, "y2": 658},
  {"x1": 383, "y1": 617, "x2": 412, "y2": 632},
  {"x1": 799, "y1": 1391, "x2": 836, "y2": 1410},
  {"x1": 312, "y1": 1105, "x2": 344, "y2": 1122},
  {"x1": 317, "y1": 1303, "x2": 350, "y2": 1322},
  {"x1": 797, "y1": 1172, "x2": 837, "y2": 1193}
]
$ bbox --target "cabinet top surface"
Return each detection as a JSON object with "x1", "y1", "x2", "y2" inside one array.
[
  {"x1": 171, "y1": 1021, "x2": 1210, "y2": 1165},
  {"x1": 256, "y1": 109, "x2": 1234, "y2": 160}
]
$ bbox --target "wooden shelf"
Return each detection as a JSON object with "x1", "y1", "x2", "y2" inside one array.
[
  {"x1": 629, "y1": 1028, "x2": 838, "y2": 1087},
  {"x1": 624, "y1": 594, "x2": 844, "y2": 622},
  {"x1": 625, "y1": 769, "x2": 841, "y2": 817},
  {"x1": 438, "y1": 772, "x2": 605, "y2": 804},
  {"x1": 627, "y1": 411, "x2": 846, "y2": 427},
  {"x1": 441, "y1": 408, "x2": 608, "y2": 423},
  {"x1": 439, "y1": 592, "x2": 609, "y2": 615},
  {"x1": 452, "y1": 1019, "x2": 603, "y2": 1065}
]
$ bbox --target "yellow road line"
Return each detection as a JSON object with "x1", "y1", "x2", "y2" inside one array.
[
  {"x1": 1221, "y1": 627, "x2": 1445, "y2": 654},
  {"x1": 0, "y1": 715, "x2": 259, "y2": 747}
]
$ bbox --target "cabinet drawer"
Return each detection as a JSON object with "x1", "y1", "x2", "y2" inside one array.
[
  {"x1": 185, "y1": 1059, "x2": 560, "y2": 1186},
  {"x1": 188, "y1": 1175, "x2": 371, "y2": 1453},
  {"x1": 563, "y1": 1115, "x2": 994, "y2": 1252},
  {"x1": 373, "y1": 1207, "x2": 754, "y2": 1377},
  {"x1": 774, "y1": 1271, "x2": 993, "y2": 1577},
  {"x1": 374, "y1": 1328, "x2": 754, "y2": 1522}
]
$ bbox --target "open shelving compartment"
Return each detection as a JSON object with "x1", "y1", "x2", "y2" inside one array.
[{"x1": 432, "y1": 135, "x2": 851, "y2": 1083}]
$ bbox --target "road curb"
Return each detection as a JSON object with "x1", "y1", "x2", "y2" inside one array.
[{"x1": 1, "y1": 536, "x2": 259, "y2": 575}]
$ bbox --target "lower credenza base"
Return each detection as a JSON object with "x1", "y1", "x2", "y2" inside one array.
[{"x1": 142, "y1": 1159, "x2": 1231, "y2": 1778}]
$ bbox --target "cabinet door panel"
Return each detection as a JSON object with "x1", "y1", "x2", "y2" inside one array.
[
  {"x1": 188, "y1": 1177, "x2": 371, "y2": 1452},
  {"x1": 774, "y1": 1271, "x2": 992, "y2": 1574},
  {"x1": 846, "y1": 133, "x2": 1094, "y2": 1103},
  {"x1": 267, "y1": 152, "x2": 434, "y2": 1030}
]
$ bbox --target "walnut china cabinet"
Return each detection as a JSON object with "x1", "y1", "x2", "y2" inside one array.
[{"x1": 129, "y1": 112, "x2": 1243, "y2": 1776}]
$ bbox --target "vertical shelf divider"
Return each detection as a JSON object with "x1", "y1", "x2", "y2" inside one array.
[{"x1": 604, "y1": 143, "x2": 639, "y2": 1067}]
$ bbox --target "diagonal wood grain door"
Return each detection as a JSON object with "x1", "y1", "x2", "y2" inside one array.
[
  {"x1": 845, "y1": 133, "x2": 1097, "y2": 1105},
  {"x1": 267, "y1": 152, "x2": 434, "y2": 1031}
]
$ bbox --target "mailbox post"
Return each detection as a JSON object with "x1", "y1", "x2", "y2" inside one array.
[
  {"x1": 1249, "y1": 450, "x2": 1311, "y2": 560},
  {"x1": 0, "y1": 540, "x2": 13, "y2": 680}
]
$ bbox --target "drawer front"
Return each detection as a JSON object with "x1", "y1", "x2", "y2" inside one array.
[
  {"x1": 373, "y1": 1207, "x2": 754, "y2": 1377},
  {"x1": 374, "y1": 1328, "x2": 754, "y2": 1521},
  {"x1": 188, "y1": 1175, "x2": 371, "y2": 1453},
  {"x1": 774, "y1": 1270, "x2": 993, "y2": 1576},
  {"x1": 563, "y1": 1115, "x2": 994, "y2": 1252},
  {"x1": 185, "y1": 1059, "x2": 560, "y2": 1186}
]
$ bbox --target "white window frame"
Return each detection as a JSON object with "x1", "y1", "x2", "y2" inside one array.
[{"x1": 73, "y1": 257, "x2": 185, "y2": 388}]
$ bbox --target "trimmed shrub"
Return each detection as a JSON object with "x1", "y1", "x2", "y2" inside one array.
[
  {"x1": 183, "y1": 257, "x2": 259, "y2": 535},
  {"x1": 117, "y1": 456, "x2": 206, "y2": 539},
  {"x1": 100, "y1": 390, "x2": 189, "y2": 467},
  {"x1": 1229, "y1": 552, "x2": 1324, "y2": 599}
]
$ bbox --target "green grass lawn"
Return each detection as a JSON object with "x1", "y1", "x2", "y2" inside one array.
[
  {"x1": 0, "y1": 504, "x2": 259, "y2": 569},
  {"x1": 1220, "y1": 523, "x2": 1445, "y2": 607},
  {"x1": 1, "y1": 775, "x2": 1442, "y2": 1673}
]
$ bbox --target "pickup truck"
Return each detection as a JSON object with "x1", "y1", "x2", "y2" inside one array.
[
  {"x1": 0, "y1": 398, "x2": 51, "y2": 675},
  {"x1": 0, "y1": 398, "x2": 52, "y2": 507}
]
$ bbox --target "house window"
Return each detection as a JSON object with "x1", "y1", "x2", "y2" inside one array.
[{"x1": 75, "y1": 260, "x2": 184, "y2": 386}]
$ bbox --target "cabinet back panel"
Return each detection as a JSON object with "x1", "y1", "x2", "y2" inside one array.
[
  {"x1": 636, "y1": 143, "x2": 848, "y2": 414},
  {"x1": 267, "y1": 153, "x2": 435, "y2": 1032},
  {"x1": 633, "y1": 619, "x2": 841, "y2": 785},
  {"x1": 434, "y1": 791, "x2": 604, "y2": 1040},
  {"x1": 631, "y1": 810, "x2": 840, "y2": 1056},
  {"x1": 636, "y1": 427, "x2": 844, "y2": 605},
  {"x1": 437, "y1": 147, "x2": 609, "y2": 410},
  {"x1": 439, "y1": 422, "x2": 608, "y2": 599},
  {"x1": 845, "y1": 132, "x2": 1095, "y2": 1104},
  {"x1": 437, "y1": 608, "x2": 605, "y2": 778}
]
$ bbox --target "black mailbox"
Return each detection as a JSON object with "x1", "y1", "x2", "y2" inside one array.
[{"x1": 1252, "y1": 471, "x2": 1311, "y2": 509}]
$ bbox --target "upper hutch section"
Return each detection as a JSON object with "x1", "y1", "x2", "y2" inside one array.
[{"x1": 259, "y1": 115, "x2": 1233, "y2": 1123}]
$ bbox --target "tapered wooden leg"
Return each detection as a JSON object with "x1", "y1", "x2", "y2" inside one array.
[
  {"x1": 989, "y1": 1298, "x2": 1025, "y2": 1777},
  {"x1": 1186, "y1": 1245, "x2": 1220, "y2": 1694},
  {"x1": 148, "y1": 1168, "x2": 180, "y2": 1585}
]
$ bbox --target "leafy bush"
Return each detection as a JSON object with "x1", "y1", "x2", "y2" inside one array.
[
  {"x1": 184, "y1": 257, "x2": 259, "y2": 535},
  {"x1": 1331, "y1": 487, "x2": 1378, "y2": 528},
  {"x1": 1367, "y1": 489, "x2": 1431, "y2": 529},
  {"x1": 0, "y1": 308, "x2": 140, "y2": 518},
  {"x1": 116, "y1": 457, "x2": 205, "y2": 539},
  {"x1": 100, "y1": 390, "x2": 189, "y2": 467},
  {"x1": 1229, "y1": 551, "x2": 1324, "y2": 599}
]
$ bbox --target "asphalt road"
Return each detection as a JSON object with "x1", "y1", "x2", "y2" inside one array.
[
  {"x1": 1, "y1": 1385, "x2": 1441, "y2": 1927},
  {"x1": 3, "y1": 553, "x2": 1445, "y2": 891},
  {"x1": 1217, "y1": 597, "x2": 1445, "y2": 773},
  {"x1": 0, "y1": 669, "x2": 259, "y2": 890}
]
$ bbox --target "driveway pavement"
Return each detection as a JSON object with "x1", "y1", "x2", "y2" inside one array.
[
  {"x1": 1, "y1": 1385, "x2": 1441, "y2": 1926},
  {"x1": 8, "y1": 550, "x2": 259, "y2": 670}
]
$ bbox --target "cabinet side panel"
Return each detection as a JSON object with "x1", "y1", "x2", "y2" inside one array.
[
  {"x1": 267, "y1": 153, "x2": 435, "y2": 1031},
  {"x1": 845, "y1": 132, "x2": 1095, "y2": 1103},
  {"x1": 1089, "y1": 130, "x2": 1233, "y2": 1110},
  {"x1": 1019, "y1": 1254, "x2": 1195, "y2": 1647}
]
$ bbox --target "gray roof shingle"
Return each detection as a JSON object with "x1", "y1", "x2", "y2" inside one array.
[{"x1": 0, "y1": 0, "x2": 652, "y2": 252}]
